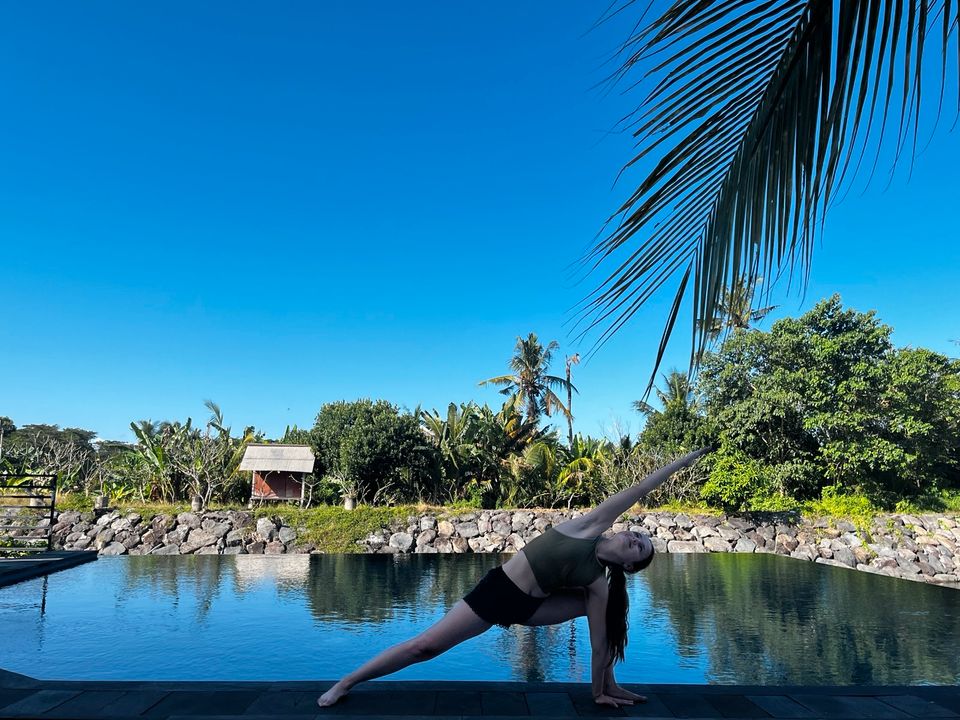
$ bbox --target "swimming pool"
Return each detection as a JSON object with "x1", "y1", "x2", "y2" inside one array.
[{"x1": 1, "y1": 553, "x2": 957, "y2": 684}]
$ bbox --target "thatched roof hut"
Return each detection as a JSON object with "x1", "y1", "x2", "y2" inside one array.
[{"x1": 240, "y1": 444, "x2": 315, "y2": 505}]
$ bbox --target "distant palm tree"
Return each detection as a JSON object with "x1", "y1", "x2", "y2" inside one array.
[
  {"x1": 480, "y1": 333, "x2": 576, "y2": 426},
  {"x1": 697, "y1": 278, "x2": 779, "y2": 342},
  {"x1": 633, "y1": 371, "x2": 701, "y2": 418},
  {"x1": 565, "y1": 353, "x2": 581, "y2": 447},
  {"x1": 581, "y1": 1, "x2": 959, "y2": 391}
]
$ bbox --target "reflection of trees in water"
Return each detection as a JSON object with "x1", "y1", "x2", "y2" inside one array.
[
  {"x1": 304, "y1": 554, "x2": 501, "y2": 624},
  {"x1": 494, "y1": 623, "x2": 582, "y2": 682},
  {"x1": 305, "y1": 554, "x2": 586, "y2": 682},
  {"x1": 114, "y1": 553, "x2": 957, "y2": 684},
  {"x1": 120, "y1": 556, "x2": 235, "y2": 624},
  {"x1": 644, "y1": 554, "x2": 960, "y2": 684}
]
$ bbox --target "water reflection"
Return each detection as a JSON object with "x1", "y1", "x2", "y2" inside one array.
[
  {"x1": 305, "y1": 554, "x2": 498, "y2": 623},
  {"x1": 642, "y1": 553, "x2": 960, "y2": 684},
  {"x1": 3, "y1": 553, "x2": 957, "y2": 684}
]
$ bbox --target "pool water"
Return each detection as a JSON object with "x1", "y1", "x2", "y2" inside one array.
[{"x1": 1, "y1": 553, "x2": 957, "y2": 684}]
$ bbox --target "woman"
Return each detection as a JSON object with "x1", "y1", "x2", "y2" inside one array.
[{"x1": 318, "y1": 446, "x2": 713, "y2": 708}]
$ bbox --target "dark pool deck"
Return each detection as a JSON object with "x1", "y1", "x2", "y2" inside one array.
[
  {"x1": 1, "y1": 670, "x2": 958, "y2": 720},
  {"x1": 0, "y1": 551, "x2": 97, "y2": 588}
]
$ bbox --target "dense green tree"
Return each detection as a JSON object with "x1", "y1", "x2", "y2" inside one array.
[
  {"x1": 876, "y1": 348, "x2": 960, "y2": 497},
  {"x1": 700, "y1": 446, "x2": 776, "y2": 511},
  {"x1": 480, "y1": 333, "x2": 575, "y2": 426},
  {"x1": 635, "y1": 370, "x2": 713, "y2": 455},
  {"x1": 0, "y1": 421, "x2": 98, "y2": 491},
  {"x1": 699, "y1": 296, "x2": 960, "y2": 502},
  {"x1": 0, "y1": 417, "x2": 16, "y2": 470},
  {"x1": 468, "y1": 396, "x2": 550, "y2": 506},
  {"x1": 311, "y1": 400, "x2": 439, "y2": 504},
  {"x1": 0, "y1": 416, "x2": 16, "y2": 439}
]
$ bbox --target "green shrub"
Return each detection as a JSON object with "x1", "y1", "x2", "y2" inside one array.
[
  {"x1": 892, "y1": 490, "x2": 960, "y2": 514},
  {"x1": 941, "y1": 490, "x2": 960, "y2": 512},
  {"x1": 748, "y1": 493, "x2": 800, "y2": 512},
  {"x1": 701, "y1": 448, "x2": 772, "y2": 511},
  {"x1": 805, "y1": 485, "x2": 878, "y2": 522}
]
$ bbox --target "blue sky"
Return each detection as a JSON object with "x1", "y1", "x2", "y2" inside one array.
[{"x1": 1, "y1": 2, "x2": 958, "y2": 443}]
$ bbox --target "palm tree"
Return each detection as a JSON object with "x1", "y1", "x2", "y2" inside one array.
[
  {"x1": 565, "y1": 353, "x2": 581, "y2": 446},
  {"x1": 480, "y1": 333, "x2": 576, "y2": 426},
  {"x1": 697, "y1": 278, "x2": 779, "y2": 342},
  {"x1": 582, "y1": 1, "x2": 959, "y2": 392},
  {"x1": 633, "y1": 371, "x2": 701, "y2": 418}
]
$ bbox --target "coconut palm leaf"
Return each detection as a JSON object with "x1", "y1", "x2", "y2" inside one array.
[{"x1": 581, "y1": 0, "x2": 959, "y2": 393}]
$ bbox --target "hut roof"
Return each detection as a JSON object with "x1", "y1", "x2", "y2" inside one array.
[{"x1": 239, "y1": 444, "x2": 315, "y2": 473}]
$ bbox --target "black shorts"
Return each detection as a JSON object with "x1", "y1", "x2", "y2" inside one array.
[{"x1": 463, "y1": 566, "x2": 545, "y2": 628}]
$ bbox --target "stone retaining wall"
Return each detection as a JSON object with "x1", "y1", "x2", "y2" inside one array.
[
  {"x1": 362, "y1": 510, "x2": 959, "y2": 588},
  {"x1": 4, "y1": 507, "x2": 956, "y2": 588}
]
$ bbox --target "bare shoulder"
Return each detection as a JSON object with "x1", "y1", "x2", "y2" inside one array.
[{"x1": 553, "y1": 511, "x2": 608, "y2": 539}]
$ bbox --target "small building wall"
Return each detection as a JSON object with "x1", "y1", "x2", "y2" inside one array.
[{"x1": 251, "y1": 470, "x2": 304, "y2": 501}]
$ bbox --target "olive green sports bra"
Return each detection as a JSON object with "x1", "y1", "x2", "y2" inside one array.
[{"x1": 522, "y1": 527, "x2": 605, "y2": 594}]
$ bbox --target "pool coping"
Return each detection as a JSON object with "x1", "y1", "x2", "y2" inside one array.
[
  {"x1": 0, "y1": 673, "x2": 957, "y2": 719},
  {"x1": 0, "y1": 550, "x2": 97, "y2": 589}
]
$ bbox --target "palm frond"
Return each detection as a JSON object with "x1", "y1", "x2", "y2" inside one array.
[
  {"x1": 633, "y1": 399, "x2": 656, "y2": 415},
  {"x1": 580, "y1": 0, "x2": 959, "y2": 393},
  {"x1": 478, "y1": 375, "x2": 515, "y2": 388}
]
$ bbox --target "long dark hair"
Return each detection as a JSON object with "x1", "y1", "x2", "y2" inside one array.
[{"x1": 603, "y1": 549, "x2": 654, "y2": 663}]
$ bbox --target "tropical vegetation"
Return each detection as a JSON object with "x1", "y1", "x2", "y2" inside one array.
[{"x1": 3, "y1": 299, "x2": 959, "y2": 517}]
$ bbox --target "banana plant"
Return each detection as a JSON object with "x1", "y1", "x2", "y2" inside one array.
[
  {"x1": 554, "y1": 435, "x2": 611, "y2": 508},
  {"x1": 130, "y1": 418, "x2": 192, "y2": 501}
]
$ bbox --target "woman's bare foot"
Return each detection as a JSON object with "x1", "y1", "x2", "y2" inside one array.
[{"x1": 317, "y1": 682, "x2": 350, "y2": 707}]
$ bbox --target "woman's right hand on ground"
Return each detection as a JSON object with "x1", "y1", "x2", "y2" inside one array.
[{"x1": 594, "y1": 693, "x2": 634, "y2": 707}]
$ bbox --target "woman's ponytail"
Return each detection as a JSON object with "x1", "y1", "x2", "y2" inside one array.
[
  {"x1": 604, "y1": 564, "x2": 629, "y2": 663},
  {"x1": 603, "y1": 546, "x2": 654, "y2": 664}
]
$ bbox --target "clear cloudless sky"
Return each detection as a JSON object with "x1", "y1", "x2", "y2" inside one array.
[{"x1": 1, "y1": 1, "x2": 958, "y2": 443}]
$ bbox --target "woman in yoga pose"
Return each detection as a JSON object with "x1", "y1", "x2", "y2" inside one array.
[{"x1": 318, "y1": 446, "x2": 713, "y2": 708}]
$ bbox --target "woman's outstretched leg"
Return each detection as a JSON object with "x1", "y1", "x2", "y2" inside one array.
[{"x1": 318, "y1": 600, "x2": 492, "y2": 707}]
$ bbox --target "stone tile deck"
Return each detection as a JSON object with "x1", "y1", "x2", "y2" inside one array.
[
  {"x1": 0, "y1": 550, "x2": 97, "y2": 588},
  {"x1": 0, "y1": 674, "x2": 957, "y2": 720}
]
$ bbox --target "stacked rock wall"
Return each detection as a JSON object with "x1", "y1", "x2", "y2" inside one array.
[
  {"x1": 360, "y1": 510, "x2": 959, "y2": 587},
  {"x1": 4, "y1": 506, "x2": 955, "y2": 588},
  {"x1": 32, "y1": 509, "x2": 307, "y2": 556}
]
